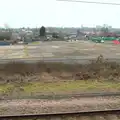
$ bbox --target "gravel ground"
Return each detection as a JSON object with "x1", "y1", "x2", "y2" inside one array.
[{"x1": 0, "y1": 96, "x2": 120, "y2": 115}]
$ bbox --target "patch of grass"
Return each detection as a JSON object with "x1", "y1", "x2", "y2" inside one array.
[
  {"x1": 30, "y1": 41, "x2": 40, "y2": 45},
  {"x1": 0, "y1": 84, "x2": 14, "y2": 94},
  {"x1": 0, "y1": 81, "x2": 120, "y2": 99},
  {"x1": 22, "y1": 81, "x2": 120, "y2": 94}
]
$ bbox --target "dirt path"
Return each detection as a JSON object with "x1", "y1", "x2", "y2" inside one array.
[{"x1": 0, "y1": 96, "x2": 120, "y2": 115}]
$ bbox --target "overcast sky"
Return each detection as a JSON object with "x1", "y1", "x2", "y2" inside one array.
[{"x1": 0, "y1": 0, "x2": 120, "y2": 28}]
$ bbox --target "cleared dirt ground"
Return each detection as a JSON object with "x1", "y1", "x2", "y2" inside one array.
[{"x1": 0, "y1": 41, "x2": 120, "y2": 59}]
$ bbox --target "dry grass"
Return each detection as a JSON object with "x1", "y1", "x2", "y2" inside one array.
[{"x1": 0, "y1": 55, "x2": 120, "y2": 84}]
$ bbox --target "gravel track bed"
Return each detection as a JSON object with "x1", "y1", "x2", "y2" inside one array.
[{"x1": 0, "y1": 96, "x2": 120, "y2": 115}]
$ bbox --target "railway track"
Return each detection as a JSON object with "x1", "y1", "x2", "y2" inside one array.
[{"x1": 0, "y1": 109, "x2": 120, "y2": 119}]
